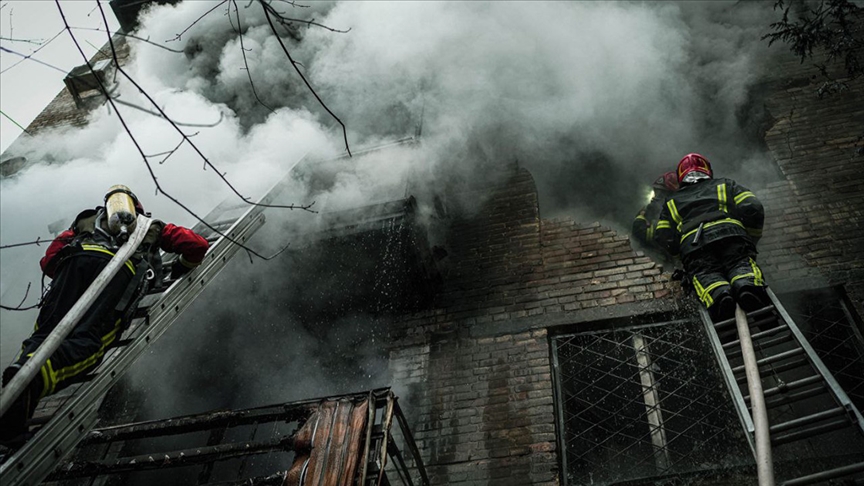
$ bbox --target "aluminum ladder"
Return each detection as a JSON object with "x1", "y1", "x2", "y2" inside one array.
[{"x1": 701, "y1": 288, "x2": 864, "y2": 485}]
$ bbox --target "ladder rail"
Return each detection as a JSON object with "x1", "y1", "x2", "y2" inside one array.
[
  {"x1": 699, "y1": 305, "x2": 757, "y2": 456},
  {"x1": 766, "y1": 288, "x2": 864, "y2": 434},
  {"x1": 0, "y1": 215, "x2": 153, "y2": 419}
]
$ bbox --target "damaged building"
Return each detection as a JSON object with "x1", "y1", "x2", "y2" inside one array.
[{"x1": 1, "y1": 1, "x2": 863, "y2": 485}]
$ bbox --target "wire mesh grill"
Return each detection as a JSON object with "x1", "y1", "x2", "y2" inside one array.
[
  {"x1": 781, "y1": 291, "x2": 864, "y2": 414},
  {"x1": 553, "y1": 321, "x2": 751, "y2": 485}
]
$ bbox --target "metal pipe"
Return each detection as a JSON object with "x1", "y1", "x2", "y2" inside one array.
[
  {"x1": 632, "y1": 333, "x2": 670, "y2": 471},
  {"x1": 0, "y1": 215, "x2": 152, "y2": 419},
  {"x1": 735, "y1": 305, "x2": 775, "y2": 486},
  {"x1": 47, "y1": 435, "x2": 295, "y2": 480}
]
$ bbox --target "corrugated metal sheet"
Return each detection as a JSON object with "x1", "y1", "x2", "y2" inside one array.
[{"x1": 285, "y1": 398, "x2": 369, "y2": 486}]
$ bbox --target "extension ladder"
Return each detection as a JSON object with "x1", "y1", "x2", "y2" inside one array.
[{"x1": 701, "y1": 288, "x2": 864, "y2": 485}]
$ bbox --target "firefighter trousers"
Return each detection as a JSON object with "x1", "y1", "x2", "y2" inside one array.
[
  {"x1": 682, "y1": 238, "x2": 765, "y2": 311},
  {"x1": 12, "y1": 252, "x2": 133, "y2": 399}
]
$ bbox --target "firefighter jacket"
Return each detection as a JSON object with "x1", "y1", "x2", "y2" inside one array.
[
  {"x1": 40, "y1": 207, "x2": 209, "y2": 279},
  {"x1": 654, "y1": 178, "x2": 763, "y2": 257},
  {"x1": 632, "y1": 194, "x2": 667, "y2": 248}
]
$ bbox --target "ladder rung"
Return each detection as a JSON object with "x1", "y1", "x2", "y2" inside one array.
[
  {"x1": 725, "y1": 332, "x2": 793, "y2": 360},
  {"x1": 713, "y1": 305, "x2": 776, "y2": 330},
  {"x1": 765, "y1": 385, "x2": 827, "y2": 409},
  {"x1": 771, "y1": 418, "x2": 851, "y2": 446},
  {"x1": 722, "y1": 321, "x2": 788, "y2": 351},
  {"x1": 736, "y1": 357, "x2": 810, "y2": 384},
  {"x1": 770, "y1": 407, "x2": 847, "y2": 434},
  {"x1": 745, "y1": 375, "x2": 824, "y2": 401},
  {"x1": 732, "y1": 347, "x2": 805, "y2": 374},
  {"x1": 750, "y1": 322, "x2": 790, "y2": 341},
  {"x1": 781, "y1": 461, "x2": 864, "y2": 486}
]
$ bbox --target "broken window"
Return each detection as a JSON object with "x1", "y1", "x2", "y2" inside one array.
[{"x1": 551, "y1": 319, "x2": 751, "y2": 485}]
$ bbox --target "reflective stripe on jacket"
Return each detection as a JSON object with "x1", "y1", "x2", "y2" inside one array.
[{"x1": 654, "y1": 177, "x2": 763, "y2": 256}]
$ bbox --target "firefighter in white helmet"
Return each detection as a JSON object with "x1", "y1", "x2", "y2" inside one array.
[{"x1": 0, "y1": 186, "x2": 209, "y2": 446}]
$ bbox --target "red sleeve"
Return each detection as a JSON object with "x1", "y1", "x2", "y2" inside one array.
[
  {"x1": 40, "y1": 230, "x2": 76, "y2": 278},
  {"x1": 160, "y1": 224, "x2": 209, "y2": 265}
]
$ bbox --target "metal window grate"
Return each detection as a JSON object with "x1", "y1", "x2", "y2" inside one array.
[
  {"x1": 781, "y1": 290, "x2": 864, "y2": 414},
  {"x1": 552, "y1": 321, "x2": 751, "y2": 485}
]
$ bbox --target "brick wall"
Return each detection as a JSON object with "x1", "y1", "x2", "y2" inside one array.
[
  {"x1": 389, "y1": 169, "x2": 679, "y2": 485},
  {"x1": 758, "y1": 53, "x2": 864, "y2": 303},
  {"x1": 1, "y1": 39, "x2": 130, "y2": 170}
]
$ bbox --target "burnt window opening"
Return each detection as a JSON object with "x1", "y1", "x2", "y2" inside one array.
[
  {"x1": 551, "y1": 320, "x2": 752, "y2": 485},
  {"x1": 284, "y1": 196, "x2": 443, "y2": 326}
]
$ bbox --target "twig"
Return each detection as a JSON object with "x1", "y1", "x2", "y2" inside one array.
[
  {"x1": 166, "y1": 0, "x2": 228, "y2": 42},
  {"x1": 0, "y1": 28, "x2": 64, "y2": 75},
  {"x1": 260, "y1": 0, "x2": 351, "y2": 156},
  {"x1": 0, "y1": 35, "x2": 43, "y2": 45},
  {"x1": 0, "y1": 236, "x2": 56, "y2": 250},
  {"x1": 71, "y1": 26, "x2": 185, "y2": 53},
  {"x1": 263, "y1": 5, "x2": 349, "y2": 34},
  {"x1": 144, "y1": 133, "x2": 199, "y2": 164},
  {"x1": 232, "y1": 0, "x2": 275, "y2": 113},
  {"x1": 0, "y1": 283, "x2": 40, "y2": 311},
  {"x1": 0, "y1": 109, "x2": 30, "y2": 134},
  {"x1": 110, "y1": 96, "x2": 226, "y2": 127},
  {"x1": 0, "y1": 45, "x2": 67, "y2": 74}
]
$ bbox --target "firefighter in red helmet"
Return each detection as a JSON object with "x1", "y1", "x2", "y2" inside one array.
[
  {"x1": 654, "y1": 154, "x2": 766, "y2": 322},
  {"x1": 0, "y1": 186, "x2": 209, "y2": 446},
  {"x1": 632, "y1": 171, "x2": 679, "y2": 252}
]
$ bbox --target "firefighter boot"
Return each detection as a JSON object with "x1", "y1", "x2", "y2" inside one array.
[
  {"x1": 0, "y1": 366, "x2": 41, "y2": 448},
  {"x1": 710, "y1": 292, "x2": 736, "y2": 323},
  {"x1": 736, "y1": 286, "x2": 768, "y2": 313}
]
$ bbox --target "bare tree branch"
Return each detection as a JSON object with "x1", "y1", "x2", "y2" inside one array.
[
  {"x1": 0, "y1": 282, "x2": 40, "y2": 311},
  {"x1": 166, "y1": 0, "x2": 228, "y2": 43},
  {"x1": 0, "y1": 28, "x2": 64, "y2": 75},
  {"x1": 144, "y1": 133, "x2": 199, "y2": 164},
  {"x1": 232, "y1": 0, "x2": 276, "y2": 113},
  {"x1": 261, "y1": 0, "x2": 349, "y2": 34},
  {"x1": 71, "y1": 26, "x2": 185, "y2": 53},
  {"x1": 260, "y1": 0, "x2": 351, "y2": 156},
  {"x1": 110, "y1": 96, "x2": 226, "y2": 127},
  {"x1": 52, "y1": 0, "x2": 313, "y2": 262},
  {"x1": 0, "y1": 35, "x2": 43, "y2": 45},
  {"x1": 0, "y1": 45, "x2": 67, "y2": 74}
]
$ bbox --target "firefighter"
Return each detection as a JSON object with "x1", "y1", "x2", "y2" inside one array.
[
  {"x1": 0, "y1": 186, "x2": 209, "y2": 445},
  {"x1": 654, "y1": 154, "x2": 766, "y2": 322},
  {"x1": 632, "y1": 171, "x2": 679, "y2": 251}
]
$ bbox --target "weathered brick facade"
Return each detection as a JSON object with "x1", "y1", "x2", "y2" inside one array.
[{"x1": 389, "y1": 168, "x2": 680, "y2": 485}]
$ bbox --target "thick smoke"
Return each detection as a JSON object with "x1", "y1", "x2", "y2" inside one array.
[{"x1": 2, "y1": 2, "x2": 786, "y2": 417}]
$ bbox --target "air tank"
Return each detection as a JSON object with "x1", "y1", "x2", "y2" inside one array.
[{"x1": 105, "y1": 184, "x2": 138, "y2": 238}]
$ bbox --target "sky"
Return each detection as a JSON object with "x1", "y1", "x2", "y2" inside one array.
[
  {"x1": 0, "y1": 1, "x2": 119, "y2": 153},
  {"x1": 0, "y1": 1, "x2": 792, "y2": 419}
]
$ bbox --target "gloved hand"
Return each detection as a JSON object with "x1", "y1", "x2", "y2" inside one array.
[{"x1": 170, "y1": 259, "x2": 193, "y2": 280}]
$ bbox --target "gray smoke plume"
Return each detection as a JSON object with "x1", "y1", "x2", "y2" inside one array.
[{"x1": 2, "y1": 1, "x2": 788, "y2": 418}]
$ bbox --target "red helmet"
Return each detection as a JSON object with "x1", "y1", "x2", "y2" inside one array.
[
  {"x1": 677, "y1": 153, "x2": 712, "y2": 182},
  {"x1": 652, "y1": 171, "x2": 679, "y2": 192}
]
